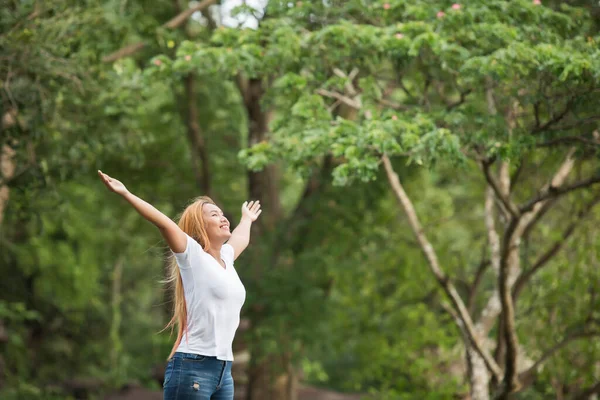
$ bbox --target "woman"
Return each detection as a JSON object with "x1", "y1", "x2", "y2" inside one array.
[{"x1": 98, "y1": 170, "x2": 261, "y2": 400}]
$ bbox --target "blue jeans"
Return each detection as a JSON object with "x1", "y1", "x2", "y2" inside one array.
[{"x1": 163, "y1": 352, "x2": 234, "y2": 400}]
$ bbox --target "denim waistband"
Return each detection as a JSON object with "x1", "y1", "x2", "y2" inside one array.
[{"x1": 172, "y1": 352, "x2": 230, "y2": 363}]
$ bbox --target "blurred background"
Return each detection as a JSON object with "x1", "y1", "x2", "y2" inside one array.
[{"x1": 1, "y1": 1, "x2": 600, "y2": 399}]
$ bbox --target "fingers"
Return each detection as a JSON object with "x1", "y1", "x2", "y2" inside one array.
[
  {"x1": 243, "y1": 200, "x2": 262, "y2": 215},
  {"x1": 98, "y1": 170, "x2": 108, "y2": 185},
  {"x1": 98, "y1": 170, "x2": 116, "y2": 191}
]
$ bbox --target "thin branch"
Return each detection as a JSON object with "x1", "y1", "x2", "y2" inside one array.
[
  {"x1": 509, "y1": 159, "x2": 525, "y2": 194},
  {"x1": 102, "y1": 0, "x2": 218, "y2": 63},
  {"x1": 446, "y1": 89, "x2": 472, "y2": 111},
  {"x1": 316, "y1": 89, "x2": 361, "y2": 109},
  {"x1": 394, "y1": 74, "x2": 415, "y2": 100},
  {"x1": 521, "y1": 197, "x2": 557, "y2": 241},
  {"x1": 163, "y1": 0, "x2": 218, "y2": 28},
  {"x1": 533, "y1": 101, "x2": 541, "y2": 128},
  {"x1": 531, "y1": 99, "x2": 575, "y2": 134},
  {"x1": 468, "y1": 258, "x2": 490, "y2": 314},
  {"x1": 102, "y1": 41, "x2": 148, "y2": 63},
  {"x1": 332, "y1": 67, "x2": 359, "y2": 96},
  {"x1": 517, "y1": 149, "x2": 576, "y2": 236},
  {"x1": 382, "y1": 154, "x2": 503, "y2": 381},
  {"x1": 519, "y1": 174, "x2": 600, "y2": 214},
  {"x1": 513, "y1": 193, "x2": 600, "y2": 301},
  {"x1": 537, "y1": 135, "x2": 600, "y2": 148},
  {"x1": 572, "y1": 381, "x2": 600, "y2": 400},
  {"x1": 481, "y1": 160, "x2": 520, "y2": 217},
  {"x1": 379, "y1": 98, "x2": 410, "y2": 111},
  {"x1": 545, "y1": 116, "x2": 600, "y2": 132},
  {"x1": 518, "y1": 330, "x2": 600, "y2": 386}
]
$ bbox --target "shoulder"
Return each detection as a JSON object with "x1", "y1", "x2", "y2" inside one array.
[
  {"x1": 174, "y1": 234, "x2": 203, "y2": 253},
  {"x1": 221, "y1": 243, "x2": 235, "y2": 265},
  {"x1": 173, "y1": 234, "x2": 205, "y2": 267}
]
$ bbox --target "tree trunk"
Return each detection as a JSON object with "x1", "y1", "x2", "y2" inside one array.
[
  {"x1": 242, "y1": 78, "x2": 281, "y2": 228},
  {"x1": 1, "y1": 108, "x2": 19, "y2": 226},
  {"x1": 0, "y1": 144, "x2": 16, "y2": 226},
  {"x1": 467, "y1": 346, "x2": 491, "y2": 400},
  {"x1": 237, "y1": 77, "x2": 293, "y2": 400},
  {"x1": 182, "y1": 74, "x2": 212, "y2": 196}
]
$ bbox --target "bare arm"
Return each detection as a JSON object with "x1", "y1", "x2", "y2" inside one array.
[
  {"x1": 228, "y1": 201, "x2": 262, "y2": 260},
  {"x1": 98, "y1": 170, "x2": 187, "y2": 253}
]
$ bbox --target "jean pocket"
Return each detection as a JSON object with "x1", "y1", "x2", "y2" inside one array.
[
  {"x1": 163, "y1": 359, "x2": 175, "y2": 388},
  {"x1": 183, "y1": 355, "x2": 207, "y2": 363}
]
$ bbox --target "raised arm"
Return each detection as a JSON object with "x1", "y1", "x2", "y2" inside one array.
[
  {"x1": 227, "y1": 201, "x2": 262, "y2": 260},
  {"x1": 98, "y1": 170, "x2": 187, "y2": 253}
]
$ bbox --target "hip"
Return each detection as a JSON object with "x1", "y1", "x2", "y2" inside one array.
[{"x1": 163, "y1": 352, "x2": 234, "y2": 400}]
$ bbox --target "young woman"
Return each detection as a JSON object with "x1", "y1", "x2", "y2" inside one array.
[{"x1": 98, "y1": 170, "x2": 262, "y2": 400}]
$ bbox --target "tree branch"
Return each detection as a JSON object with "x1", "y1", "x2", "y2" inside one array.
[
  {"x1": 481, "y1": 160, "x2": 520, "y2": 218},
  {"x1": 519, "y1": 174, "x2": 600, "y2": 214},
  {"x1": 537, "y1": 135, "x2": 600, "y2": 148},
  {"x1": 531, "y1": 99, "x2": 574, "y2": 134},
  {"x1": 446, "y1": 89, "x2": 472, "y2": 111},
  {"x1": 0, "y1": 144, "x2": 16, "y2": 226},
  {"x1": 497, "y1": 218, "x2": 522, "y2": 396},
  {"x1": 102, "y1": 0, "x2": 218, "y2": 63},
  {"x1": 316, "y1": 89, "x2": 361, "y2": 109},
  {"x1": 492, "y1": 101, "x2": 528, "y2": 393},
  {"x1": 475, "y1": 187, "x2": 503, "y2": 334},
  {"x1": 544, "y1": 116, "x2": 600, "y2": 132},
  {"x1": 572, "y1": 381, "x2": 600, "y2": 400},
  {"x1": 382, "y1": 154, "x2": 503, "y2": 381},
  {"x1": 468, "y1": 258, "x2": 490, "y2": 314},
  {"x1": 164, "y1": 0, "x2": 217, "y2": 29},
  {"x1": 521, "y1": 197, "x2": 557, "y2": 241},
  {"x1": 518, "y1": 330, "x2": 600, "y2": 387},
  {"x1": 509, "y1": 159, "x2": 525, "y2": 194},
  {"x1": 379, "y1": 98, "x2": 411, "y2": 111},
  {"x1": 513, "y1": 193, "x2": 600, "y2": 301},
  {"x1": 102, "y1": 42, "x2": 146, "y2": 63}
]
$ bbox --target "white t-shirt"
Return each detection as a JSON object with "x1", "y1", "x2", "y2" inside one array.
[{"x1": 173, "y1": 234, "x2": 246, "y2": 361}]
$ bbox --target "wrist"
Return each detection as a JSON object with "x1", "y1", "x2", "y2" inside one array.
[{"x1": 240, "y1": 215, "x2": 253, "y2": 224}]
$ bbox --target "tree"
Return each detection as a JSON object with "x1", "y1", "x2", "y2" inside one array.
[
  {"x1": 0, "y1": 1, "x2": 212, "y2": 396},
  {"x1": 189, "y1": 1, "x2": 600, "y2": 398}
]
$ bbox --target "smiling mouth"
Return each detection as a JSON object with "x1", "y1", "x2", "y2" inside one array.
[{"x1": 220, "y1": 225, "x2": 230, "y2": 231}]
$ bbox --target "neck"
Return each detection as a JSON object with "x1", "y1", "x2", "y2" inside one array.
[{"x1": 206, "y1": 244, "x2": 222, "y2": 262}]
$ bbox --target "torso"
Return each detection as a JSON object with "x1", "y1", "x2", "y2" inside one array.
[{"x1": 173, "y1": 235, "x2": 246, "y2": 361}]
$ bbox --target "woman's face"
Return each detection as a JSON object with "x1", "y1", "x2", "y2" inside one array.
[{"x1": 202, "y1": 203, "x2": 231, "y2": 243}]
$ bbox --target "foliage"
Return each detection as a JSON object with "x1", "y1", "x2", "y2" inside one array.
[{"x1": 1, "y1": 0, "x2": 599, "y2": 399}]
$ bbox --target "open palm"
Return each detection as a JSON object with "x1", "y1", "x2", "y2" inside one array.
[
  {"x1": 242, "y1": 200, "x2": 262, "y2": 222},
  {"x1": 98, "y1": 170, "x2": 129, "y2": 196}
]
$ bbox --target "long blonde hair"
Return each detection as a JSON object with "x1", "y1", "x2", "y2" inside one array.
[{"x1": 164, "y1": 196, "x2": 215, "y2": 360}]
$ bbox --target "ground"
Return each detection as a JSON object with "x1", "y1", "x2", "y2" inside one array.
[{"x1": 104, "y1": 384, "x2": 366, "y2": 400}]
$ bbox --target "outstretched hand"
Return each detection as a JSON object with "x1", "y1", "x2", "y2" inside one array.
[
  {"x1": 241, "y1": 200, "x2": 262, "y2": 222},
  {"x1": 98, "y1": 170, "x2": 129, "y2": 196}
]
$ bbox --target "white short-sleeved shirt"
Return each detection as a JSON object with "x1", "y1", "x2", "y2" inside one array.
[{"x1": 173, "y1": 234, "x2": 246, "y2": 361}]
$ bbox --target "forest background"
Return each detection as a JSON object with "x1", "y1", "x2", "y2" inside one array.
[{"x1": 2, "y1": 1, "x2": 600, "y2": 399}]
